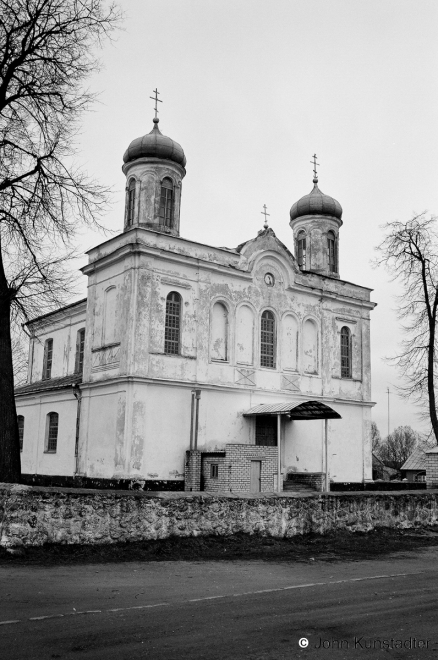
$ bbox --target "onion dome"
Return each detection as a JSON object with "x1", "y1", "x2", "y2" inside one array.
[
  {"x1": 123, "y1": 118, "x2": 186, "y2": 167},
  {"x1": 290, "y1": 178, "x2": 342, "y2": 221}
]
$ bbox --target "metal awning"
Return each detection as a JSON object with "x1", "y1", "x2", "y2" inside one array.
[{"x1": 243, "y1": 400, "x2": 341, "y2": 420}]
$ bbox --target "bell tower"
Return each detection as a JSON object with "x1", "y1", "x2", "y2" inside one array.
[
  {"x1": 289, "y1": 155, "x2": 343, "y2": 278},
  {"x1": 121, "y1": 90, "x2": 186, "y2": 236}
]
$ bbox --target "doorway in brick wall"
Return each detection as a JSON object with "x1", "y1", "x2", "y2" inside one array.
[{"x1": 250, "y1": 460, "x2": 262, "y2": 492}]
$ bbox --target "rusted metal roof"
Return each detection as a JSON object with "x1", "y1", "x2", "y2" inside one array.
[
  {"x1": 243, "y1": 400, "x2": 341, "y2": 420},
  {"x1": 15, "y1": 374, "x2": 82, "y2": 396}
]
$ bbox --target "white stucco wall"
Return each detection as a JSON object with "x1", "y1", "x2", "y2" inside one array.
[{"x1": 17, "y1": 389, "x2": 77, "y2": 476}]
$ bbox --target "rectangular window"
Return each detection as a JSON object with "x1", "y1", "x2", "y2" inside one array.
[
  {"x1": 75, "y1": 328, "x2": 85, "y2": 374},
  {"x1": 17, "y1": 416, "x2": 24, "y2": 452},
  {"x1": 43, "y1": 338, "x2": 53, "y2": 380},
  {"x1": 210, "y1": 463, "x2": 219, "y2": 479},
  {"x1": 255, "y1": 416, "x2": 277, "y2": 446}
]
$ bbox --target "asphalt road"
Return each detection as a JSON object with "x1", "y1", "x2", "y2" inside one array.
[{"x1": 2, "y1": 548, "x2": 438, "y2": 659}]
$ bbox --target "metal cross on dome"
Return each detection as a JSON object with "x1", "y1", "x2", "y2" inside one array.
[
  {"x1": 310, "y1": 153, "x2": 319, "y2": 180},
  {"x1": 150, "y1": 88, "x2": 162, "y2": 119},
  {"x1": 261, "y1": 204, "x2": 270, "y2": 229}
]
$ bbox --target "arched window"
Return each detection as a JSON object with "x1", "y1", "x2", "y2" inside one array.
[
  {"x1": 17, "y1": 415, "x2": 24, "y2": 452},
  {"x1": 260, "y1": 310, "x2": 276, "y2": 368},
  {"x1": 127, "y1": 178, "x2": 136, "y2": 226},
  {"x1": 282, "y1": 314, "x2": 298, "y2": 371},
  {"x1": 210, "y1": 302, "x2": 228, "y2": 361},
  {"x1": 43, "y1": 338, "x2": 53, "y2": 380},
  {"x1": 165, "y1": 291, "x2": 181, "y2": 355},
  {"x1": 75, "y1": 328, "x2": 85, "y2": 374},
  {"x1": 327, "y1": 231, "x2": 337, "y2": 273},
  {"x1": 46, "y1": 412, "x2": 59, "y2": 453},
  {"x1": 159, "y1": 178, "x2": 174, "y2": 228},
  {"x1": 303, "y1": 319, "x2": 318, "y2": 374},
  {"x1": 236, "y1": 305, "x2": 254, "y2": 365},
  {"x1": 103, "y1": 286, "x2": 117, "y2": 346},
  {"x1": 340, "y1": 326, "x2": 352, "y2": 378},
  {"x1": 297, "y1": 231, "x2": 306, "y2": 270}
]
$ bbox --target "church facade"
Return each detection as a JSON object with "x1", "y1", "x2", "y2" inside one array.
[{"x1": 15, "y1": 114, "x2": 376, "y2": 492}]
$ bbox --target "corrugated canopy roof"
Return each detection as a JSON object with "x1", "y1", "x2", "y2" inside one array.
[{"x1": 243, "y1": 400, "x2": 341, "y2": 420}]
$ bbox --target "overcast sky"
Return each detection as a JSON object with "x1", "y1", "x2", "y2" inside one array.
[{"x1": 72, "y1": 0, "x2": 438, "y2": 437}]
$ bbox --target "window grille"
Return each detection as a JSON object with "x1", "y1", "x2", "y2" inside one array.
[
  {"x1": 17, "y1": 415, "x2": 24, "y2": 452},
  {"x1": 210, "y1": 464, "x2": 219, "y2": 478},
  {"x1": 75, "y1": 328, "x2": 85, "y2": 374},
  {"x1": 127, "y1": 178, "x2": 136, "y2": 225},
  {"x1": 255, "y1": 416, "x2": 277, "y2": 446},
  {"x1": 159, "y1": 178, "x2": 174, "y2": 228},
  {"x1": 340, "y1": 326, "x2": 352, "y2": 378},
  {"x1": 43, "y1": 338, "x2": 53, "y2": 380},
  {"x1": 328, "y1": 231, "x2": 336, "y2": 272},
  {"x1": 46, "y1": 412, "x2": 59, "y2": 453},
  {"x1": 260, "y1": 310, "x2": 275, "y2": 368},
  {"x1": 164, "y1": 292, "x2": 181, "y2": 355},
  {"x1": 297, "y1": 231, "x2": 306, "y2": 269}
]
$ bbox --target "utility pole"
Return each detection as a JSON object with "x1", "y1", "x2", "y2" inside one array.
[{"x1": 387, "y1": 386, "x2": 390, "y2": 438}]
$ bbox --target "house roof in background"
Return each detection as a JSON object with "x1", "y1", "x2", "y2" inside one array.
[{"x1": 400, "y1": 446, "x2": 427, "y2": 471}]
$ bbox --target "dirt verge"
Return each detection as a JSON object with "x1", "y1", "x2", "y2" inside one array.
[{"x1": 2, "y1": 527, "x2": 438, "y2": 566}]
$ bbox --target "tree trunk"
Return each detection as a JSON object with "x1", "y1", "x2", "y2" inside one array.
[
  {"x1": 0, "y1": 248, "x2": 21, "y2": 483},
  {"x1": 428, "y1": 329, "x2": 438, "y2": 445}
]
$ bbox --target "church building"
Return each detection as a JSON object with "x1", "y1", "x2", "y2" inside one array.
[{"x1": 15, "y1": 106, "x2": 376, "y2": 493}]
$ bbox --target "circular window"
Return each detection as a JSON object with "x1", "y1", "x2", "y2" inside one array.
[{"x1": 264, "y1": 273, "x2": 275, "y2": 287}]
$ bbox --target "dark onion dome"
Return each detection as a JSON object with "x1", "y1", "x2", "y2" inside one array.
[
  {"x1": 290, "y1": 178, "x2": 342, "y2": 221},
  {"x1": 123, "y1": 118, "x2": 186, "y2": 167}
]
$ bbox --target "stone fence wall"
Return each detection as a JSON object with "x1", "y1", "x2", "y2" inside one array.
[{"x1": 1, "y1": 483, "x2": 438, "y2": 549}]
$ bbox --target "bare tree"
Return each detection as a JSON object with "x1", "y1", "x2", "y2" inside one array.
[
  {"x1": 371, "y1": 421, "x2": 381, "y2": 453},
  {"x1": 375, "y1": 213, "x2": 438, "y2": 443},
  {"x1": 377, "y1": 425, "x2": 419, "y2": 471},
  {"x1": 11, "y1": 328, "x2": 29, "y2": 386},
  {"x1": 0, "y1": 0, "x2": 121, "y2": 482}
]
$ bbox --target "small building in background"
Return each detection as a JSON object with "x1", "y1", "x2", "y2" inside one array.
[{"x1": 400, "y1": 446, "x2": 427, "y2": 483}]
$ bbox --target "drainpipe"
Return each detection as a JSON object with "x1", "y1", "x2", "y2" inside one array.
[
  {"x1": 194, "y1": 389, "x2": 201, "y2": 450},
  {"x1": 324, "y1": 418, "x2": 329, "y2": 491},
  {"x1": 189, "y1": 390, "x2": 196, "y2": 451},
  {"x1": 73, "y1": 384, "x2": 82, "y2": 475},
  {"x1": 277, "y1": 413, "x2": 282, "y2": 493}
]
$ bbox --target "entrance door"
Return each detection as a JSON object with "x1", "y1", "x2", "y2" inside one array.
[
  {"x1": 255, "y1": 415, "x2": 277, "y2": 446},
  {"x1": 250, "y1": 460, "x2": 262, "y2": 492}
]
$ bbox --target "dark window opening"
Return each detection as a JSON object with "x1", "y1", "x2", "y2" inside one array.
[
  {"x1": 127, "y1": 178, "x2": 136, "y2": 225},
  {"x1": 340, "y1": 326, "x2": 352, "y2": 378},
  {"x1": 260, "y1": 310, "x2": 275, "y2": 368},
  {"x1": 328, "y1": 231, "x2": 337, "y2": 272},
  {"x1": 297, "y1": 231, "x2": 306, "y2": 269},
  {"x1": 210, "y1": 463, "x2": 219, "y2": 478},
  {"x1": 75, "y1": 328, "x2": 85, "y2": 374},
  {"x1": 255, "y1": 416, "x2": 278, "y2": 446},
  {"x1": 165, "y1": 291, "x2": 181, "y2": 355},
  {"x1": 17, "y1": 415, "x2": 24, "y2": 452},
  {"x1": 159, "y1": 178, "x2": 174, "y2": 228},
  {"x1": 46, "y1": 412, "x2": 59, "y2": 453},
  {"x1": 43, "y1": 338, "x2": 53, "y2": 380}
]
